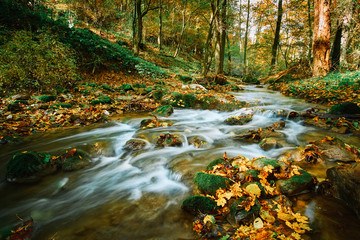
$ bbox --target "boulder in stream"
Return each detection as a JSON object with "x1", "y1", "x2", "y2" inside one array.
[
  {"x1": 155, "y1": 133, "x2": 183, "y2": 147},
  {"x1": 123, "y1": 139, "x2": 147, "y2": 152},
  {"x1": 193, "y1": 172, "x2": 230, "y2": 195},
  {"x1": 224, "y1": 115, "x2": 252, "y2": 125},
  {"x1": 153, "y1": 105, "x2": 174, "y2": 117},
  {"x1": 6, "y1": 152, "x2": 56, "y2": 183},
  {"x1": 327, "y1": 163, "x2": 360, "y2": 218},
  {"x1": 60, "y1": 149, "x2": 90, "y2": 171},
  {"x1": 259, "y1": 138, "x2": 279, "y2": 151},
  {"x1": 182, "y1": 195, "x2": 218, "y2": 214},
  {"x1": 277, "y1": 169, "x2": 314, "y2": 195}
]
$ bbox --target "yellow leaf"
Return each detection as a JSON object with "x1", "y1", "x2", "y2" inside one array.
[
  {"x1": 245, "y1": 184, "x2": 261, "y2": 198},
  {"x1": 278, "y1": 212, "x2": 295, "y2": 221},
  {"x1": 203, "y1": 215, "x2": 216, "y2": 224},
  {"x1": 253, "y1": 217, "x2": 263, "y2": 229}
]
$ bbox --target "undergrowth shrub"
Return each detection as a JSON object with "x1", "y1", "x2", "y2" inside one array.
[{"x1": 0, "y1": 29, "x2": 78, "y2": 94}]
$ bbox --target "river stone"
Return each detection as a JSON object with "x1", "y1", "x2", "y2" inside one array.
[
  {"x1": 314, "y1": 138, "x2": 358, "y2": 162},
  {"x1": 61, "y1": 149, "x2": 90, "y2": 171},
  {"x1": 252, "y1": 157, "x2": 280, "y2": 170},
  {"x1": 229, "y1": 198, "x2": 261, "y2": 225},
  {"x1": 206, "y1": 158, "x2": 224, "y2": 171},
  {"x1": 259, "y1": 138, "x2": 278, "y2": 151},
  {"x1": 330, "y1": 102, "x2": 360, "y2": 115},
  {"x1": 277, "y1": 169, "x2": 314, "y2": 195},
  {"x1": 155, "y1": 133, "x2": 183, "y2": 147},
  {"x1": 188, "y1": 135, "x2": 208, "y2": 148},
  {"x1": 153, "y1": 105, "x2": 174, "y2": 117},
  {"x1": 193, "y1": 172, "x2": 230, "y2": 195},
  {"x1": 224, "y1": 116, "x2": 252, "y2": 125},
  {"x1": 6, "y1": 152, "x2": 54, "y2": 183},
  {"x1": 123, "y1": 139, "x2": 147, "y2": 151},
  {"x1": 182, "y1": 195, "x2": 218, "y2": 214},
  {"x1": 327, "y1": 163, "x2": 360, "y2": 218}
]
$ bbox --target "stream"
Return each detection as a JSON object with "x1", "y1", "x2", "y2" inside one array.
[{"x1": 1, "y1": 86, "x2": 360, "y2": 240}]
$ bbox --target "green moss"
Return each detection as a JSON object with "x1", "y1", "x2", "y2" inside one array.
[
  {"x1": 132, "y1": 83, "x2": 146, "y2": 89},
  {"x1": 61, "y1": 149, "x2": 89, "y2": 171},
  {"x1": 177, "y1": 74, "x2": 193, "y2": 83},
  {"x1": 182, "y1": 195, "x2": 218, "y2": 214},
  {"x1": 252, "y1": 157, "x2": 280, "y2": 169},
  {"x1": 153, "y1": 105, "x2": 174, "y2": 117},
  {"x1": 245, "y1": 170, "x2": 260, "y2": 181},
  {"x1": 101, "y1": 83, "x2": 113, "y2": 91},
  {"x1": 50, "y1": 103, "x2": 72, "y2": 109},
  {"x1": 119, "y1": 83, "x2": 132, "y2": 91},
  {"x1": 278, "y1": 170, "x2": 314, "y2": 195},
  {"x1": 6, "y1": 152, "x2": 51, "y2": 180},
  {"x1": 193, "y1": 172, "x2": 230, "y2": 195},
  {"x1": 36, "y1": 95, "x2": 57, "y2": 102},
  {"x1": 206, "y1": 158, "x2": 224, "y2": 171},
  {"x1": 13, "y1": 100, "x2": 28, "y2": 104},
  {"x1": 243, "y1": 75, "x2": 260, "y2": 85},
  {"x1": 153, "y1": 90, "x2": 165, "y2": 101},
  {"x1": 90, "y1": 96, "x2": 112, "y2": 105},
  {"x1": 140, "y1": 119, "x2": 152, "y2": 128}
]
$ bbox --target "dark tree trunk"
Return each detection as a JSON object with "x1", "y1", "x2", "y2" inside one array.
[
  {"x1": 271, "y1": 0, "x2": 283, "y2": 71},
  {"x1": 243, "y1": 0, "x2": 250, "y2": 74},
  {"x1": 331, "y1": 22, "x2": 342, "y2": 71}
]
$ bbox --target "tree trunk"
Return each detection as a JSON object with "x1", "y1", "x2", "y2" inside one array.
[
  {"x1": 134, "y1": 0, "x2": 143, "y2": 55},
  {"x1": 243, "y1": 0, "x2": 250, "y2": 74},
  {"x1": 307, "y1": 0, "x2": 313, "y2": 61},
  {"x1": 331, "y1": 21, "x2": 342, "y2": 71},
  {"x1": 227, "y1": 35, "x2": 232, "y2": 75},
  {"x1": 132, "y1": 0, "x2": 137, "y2": 48},
  {"x1": 340, "y1": 0, "x2": 351, "y2": 66},
  {"x1": 173, "y1": 0, "x2": 188, "y2": 58},
  {"x1": 238, "y1": 0, "x2": 242, "y2": 54},
  {"x1": 202, "y1": 4, "x2": 217, "y2": 77},
  {"x1": 271, "y1": 0, "x2": 283, "y2": 71},
  {"x1": 312, "y1": 0, "x2": 331, "y2": 77},
  {"x1": 158, "y1": 0, "x2": 163, "y2": 50},
  {"x1": 216, "y1": 0, "x2": 227, "y2": 74}
]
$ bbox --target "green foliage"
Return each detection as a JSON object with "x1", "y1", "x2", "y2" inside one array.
[
  {"x1": 36, "y1": 95, "x2": 57, "y2": 102},
  {"x1": 177, "y1": 74, "x2": 193, "y2": 83},
  {"x1": 153, "y1": 105, "x2": 174, "y2": 117},
  {"x1": 90, "y1": 96, "x2": 112, "y2": 105},
  {"x1": 119, "y1": 83, "x2": 132, "y2": 91},
  {"x1": 243, "y1": 75, "x2": 260, "y2": 84},
  {"x1": 0, "y1": 30, "x2": 78, "y2": 94}
]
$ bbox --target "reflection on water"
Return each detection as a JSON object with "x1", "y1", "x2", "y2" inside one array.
[{"x1": 1, "y1": 86, "x2": 360, "y2": 239}]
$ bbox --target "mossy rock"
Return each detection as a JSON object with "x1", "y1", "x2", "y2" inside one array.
[
  {"x1": 170, "y1": 92, "x2": 197, "y2": 108},
  {"x1": 90, "y1": 96, "x2": 112, "y2": 105},
  {"x1": 61, "y1": 149, "x2": 90, "y2": 171},
  {"x1": 243, "y1": 75, "x2": 260, "y2": 85},
  {"x1": 13, "y1": 100, "x2": 28, "y2": 105},
  {"x1": 245, "y1": 170, "x2": 260, "y2": 181},
  {"x1": 206, "y1": 158, "x2": 224, "y2": 171},
  {"x1": 153, "y1": 105, "x2": 174, "y2": 117},
  {"x1": 50, "y1": 103, "x2": 72, "y2": 109},
  {"x1": 277, "y1": 170, "x2": 314, "y2": 195},
  {"x1": 252, "y1": 157, "x2": 280, "y2": 170},
  {"x1": 132, "y1": 83, "x2": 147, "y2": 89},
  {"x1": 224, "y1": 116, "x2": 252, "y2": 125},
  {"x1": 182, "y1": 195, "x2": 218, "y2": 214},
  {"x1": 330, "y1": 102, "x2": 360, "y2": 115},
  {"x1": 6, "y1": 152, "x2": 52, "y2": 182},
  {"x1": 36, "y1": 95, "x2": 57, "y2": 102},
  {"x1": 55, "y1": 86, "x2": 69, "y2": 94},
  {"x1": 119, "y1": 83, "x2": 133, "y2": 91},
  {"x1": 153, "y1": 90, "x2": 165, "y2": 101},
  {"x1": 193, "y1": 172, "x2": 230, "y2": 195},
  {"x1": 177, "y1": 74, "x2": 193, "y2": 83},
  {"x1": 228, "y1": 198, "x2": 261, "y2": 225},
  {"x1": 101, "y1": 83, "x2": 113, "y2": 91},
  {"x1": 230, "y1": 84, "x2": 243, "y2": 91},
  {"x1": 140, "y1": 119, "x2": 153, "y2": 128}
]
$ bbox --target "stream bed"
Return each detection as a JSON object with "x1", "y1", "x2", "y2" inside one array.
[{"x1": 1, "y1": 86, "x2": 360, "y2": 240}]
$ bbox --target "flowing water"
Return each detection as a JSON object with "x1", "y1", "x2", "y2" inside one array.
[{"x1": 1, "y1": 86, "x2": 360, "y2": 240}]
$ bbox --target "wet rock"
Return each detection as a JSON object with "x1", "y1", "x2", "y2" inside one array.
[
  {"x1": 193, "y1": 172, "x2": 230, "y2": 195},
  {"x1": 330, "y1": 102, "x2": 360, "y2": 115},
  {"x1": 6, "y1": 152, "x2": 55, "y2": 183},
  {"x1": 153, "y1": 105, "x2": 174, "y2": 117},
  {"x1": 277, "y1": 169, "x2": 314, "y2": 195},
  {"x1": 61, "y1": 149, "x2": 90, "y2": 171},
  {"x1": 315, "y1": 137, "x2": 358, "y2": 162},
  {"x1": 182, "y1": 195, "x2": 218, "y2": 214},
  {"x1": 224, "y1": 115, "x2": 252, "y2": 125},
  {"x1": 123, "y1": 139, "x2": 147, "y2": 152},
  {"x1": 234, "y1": 122, "x2": 286, "y2": 143},
  {"x1": 188, "y1": 135, "x2": 208, "y2": 148},
  {"x1": 155, "y1": 133, "x2": 183, "y2": 147},
  {"x1": 327, "y1": 163, "x2": 360, "y2": 217},
  {"x1": 228, "y1": 198, "x2": 261, "y2": 225},
  {"x1": 259, "y1": 138, "x2": 279, "y2": 151}
]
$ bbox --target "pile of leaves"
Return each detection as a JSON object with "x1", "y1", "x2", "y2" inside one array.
[
  {"x1": 268, "y1": 71, "x2": 360, "y2": 106},
  {"x1": 188, "y1": 154, "x2": 312, "y2": 240}
]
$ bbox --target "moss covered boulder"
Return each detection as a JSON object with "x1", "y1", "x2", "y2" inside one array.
[
  {"x1": 90, "y1": 96, "x2": 112, "y2": 105},
  {"x1": 36, "y1": 95, "x2": 57, "y2": 102},
  {"x1": 155, "y1": 133, "x2": 183, "y2": 147},
  {"x1": 224, "y1": 115, "x2": 252, "y2": 125},
  {"x1": 182, "y1": 195, "x2": 218, "y2": 214},
  {"x1": 6, "y1": 152, "x2": 54, "y2": 183},
  {"x1": 252, "y1": 157, "x2": 280, "y2": 170},
  {"x1": 206, "y1": 158, "x2": 224, "y2": 171},
  {"x1": 193, "y1": 172, "x2": 230, "y2": 195},
  {"x1": 330, "y1": 102, "x2": 360, "y2": 115},
  {"x1": 50, "y1": 103, "x2": 72, "y2": 109},
  {"x1": 153, "y1": 105, "x2": 174, "y2": 117},
  {"x1": 277, "y1": 170, "x2": 314, "y2": 195},
  {"x1": 61, "y1": 149, "x2": 90, "y2": 171},
  {"x1": 228, "y1": 198, "x2": 261, "y2": 225}
]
